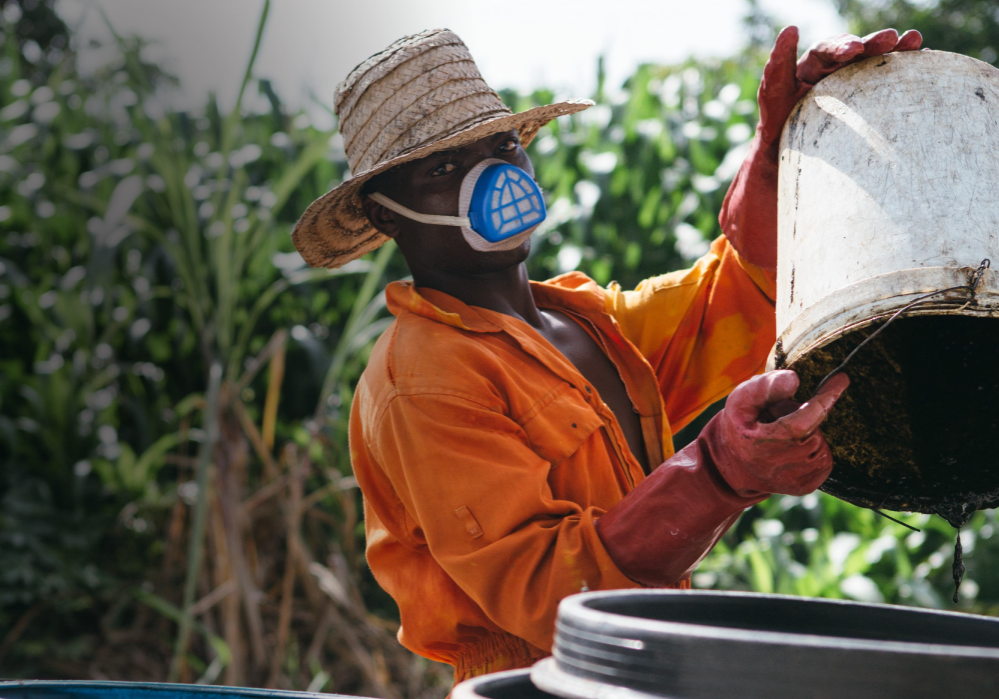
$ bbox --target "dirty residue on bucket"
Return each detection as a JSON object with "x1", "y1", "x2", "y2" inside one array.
[
  {"x1": 791, "y1": 314, "x2": 999, "y2": 519},
  {"x1": 953, "y1": 530, "x2": 966, "y2": 603}
]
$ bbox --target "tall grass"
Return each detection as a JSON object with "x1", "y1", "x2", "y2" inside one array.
[
  {"x1": 0, "y1": 2, "x2": 448, "y2": 693},
  {"x1": 99, "y1": 2, "x2": 443, "y2": 690}
]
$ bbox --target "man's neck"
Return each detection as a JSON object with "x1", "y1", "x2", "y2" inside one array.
[{"x1": 411, "y1": 262, "x2": 544, "y2": 328}]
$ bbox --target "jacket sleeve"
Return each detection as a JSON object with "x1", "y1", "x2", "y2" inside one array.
[
  {"x1": 603, "y1": 235, "x2": 777, "y2": 434},
  {"x1": 367, "y1": 391, "x2": 640, "y2": 652}
]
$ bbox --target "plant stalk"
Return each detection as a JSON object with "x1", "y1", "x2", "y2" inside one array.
[
  {"x1": 314, "y1": 241, "x2": 397, "y2": 421},
  {"x1": 168, "y1": 361, "x2": 223, "y2": 682}
]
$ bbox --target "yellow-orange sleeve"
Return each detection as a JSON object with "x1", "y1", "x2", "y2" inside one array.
[{"x1": 604, "y1": 236, "x2": 777, "y2": 433}]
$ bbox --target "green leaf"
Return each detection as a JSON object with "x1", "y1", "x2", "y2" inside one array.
[{"x1": 133, "y1": 588, "x2": 232, "y2": 666}]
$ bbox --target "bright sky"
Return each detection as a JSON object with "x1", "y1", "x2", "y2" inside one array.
[{"x1": 58, "y1": 0, "x2": 847, "y2": 127}]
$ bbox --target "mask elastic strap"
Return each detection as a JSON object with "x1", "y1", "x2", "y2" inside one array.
[{"x1": 368, "y1": 192, "x2": 470, "y2": 228}]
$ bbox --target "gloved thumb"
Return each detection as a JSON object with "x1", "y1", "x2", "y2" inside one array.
[
  {"x1": 761, "y1": 27, "x2": 800, "y2": 97},
  {"x1": 758, "y1": 26, "x2": 803, "y2": 144},
  {"x1": 775, "y1": 372, "x2": 850, "y2": 440}
]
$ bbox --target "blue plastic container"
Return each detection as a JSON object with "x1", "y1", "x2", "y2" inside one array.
[{"x1": 0, "y1": 681, "x2": 365, "y2": 699}]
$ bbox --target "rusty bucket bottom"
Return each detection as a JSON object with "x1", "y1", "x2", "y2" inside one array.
[{"x1": 790, "y1": 315, "x2": 999, "y2": 526}]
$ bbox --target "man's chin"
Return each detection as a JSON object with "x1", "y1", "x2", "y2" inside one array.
[
  {"x1": 474, "y1": 237, "x2": 532, "y2": 271},
  {"x1": 418, "y1": 236, "x2": 533, "y2": 277}
]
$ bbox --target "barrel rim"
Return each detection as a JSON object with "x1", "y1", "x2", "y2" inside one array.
[
  {"x1": 554, "y1": 589, "x2": 999, "y2": 660},
  {"x1": 530, "y1": 658, "x2": 658, "y2": 699},
  {"x1": 451, "y1": 668, "x2": 536, "y2": 699}
]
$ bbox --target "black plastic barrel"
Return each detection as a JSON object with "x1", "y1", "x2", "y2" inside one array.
[
  {"x1": 530, "y1": 589, "x2": 999, "y2": 699},
  {"x1": 0, "y1": 681, "x2": 363, "y2": 699},
  {"x1": 451, "y1": 669, "x2": 560, "y2": 699}
]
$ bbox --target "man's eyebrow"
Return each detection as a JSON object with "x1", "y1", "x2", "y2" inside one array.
[{"x1": 427, "y1": 148, "x2": 462, "y2": 160}]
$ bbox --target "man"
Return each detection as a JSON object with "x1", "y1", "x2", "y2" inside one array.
[{"x1": 292, "y1": 26, "x2": 920, "y2": 682}]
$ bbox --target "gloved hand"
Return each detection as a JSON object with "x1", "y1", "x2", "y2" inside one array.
[
  {"x1": 719, "y1": 27, "x2": 922, "y2": 270},
  {"x1": 701, "y1": 370, "x2": 850, "y2": 497},
  {"x1": 596, "y1": 370, "x2": 849, "y2": 587}
]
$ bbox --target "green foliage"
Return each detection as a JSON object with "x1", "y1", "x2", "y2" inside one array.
[
  {"x1": 696, "y1": 492, "x2": 998, "y2": 611},
  {"x1": 836, "y1": 0, "x2": 999, "y2": 66},
  {"x1": 512, "y1": 53, "x2": 765, "y2": 288},
  {"x1": 0, "y1": 3, "x2": 414, "y2": 688}
]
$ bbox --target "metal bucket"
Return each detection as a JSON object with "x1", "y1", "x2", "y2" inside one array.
[
  {"x1": 769, "y1": 50, "x2": 999, "y2": 524},
  {"x1": 0, "y1": 681, "x2": 361, "y2": 699},
  {"x1": 452, "y1": 669, "x2": 560, "y2": 699},
  {"x1": 531, "y1": 589, "x2": 999, "y2": 699}
]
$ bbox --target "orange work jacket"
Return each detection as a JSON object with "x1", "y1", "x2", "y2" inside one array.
[{"x1": 349, "y1": 236, "x2": 777, "y2": 682}]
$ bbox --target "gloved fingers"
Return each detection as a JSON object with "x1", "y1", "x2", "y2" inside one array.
[
  {"x1": 798, "y1": 443, "x2": 835, "y2": 489},
  {"x1": 805, "y1": 433, "x2": 829, "y2": 462},
  {"x1": 797, "y1": 33, "x2": 864, "y2": 84},
  {"x1": 812, "y1": 33, "x2": 866, "y2": 61},
  {"x1": 790, "y1": 460, "x2": 834, "y2": 495},
  {"x1": 773, "y1": 372, "x2": 849, "y2": 440},
  {"x1": 729, "y1": 370, "x2": 801, "y2": 425},
  {"x1": 757, "y1": 26, "x2": 801, "y2": 142},
  {"x1": 797, "y1": 29, "x2": 920, "y2": 85},
  {"x1": 781, "y1": 430, "x2": 828, "y2": 463},
  {"x1": 761, "y1": 448, "x2": 832, "y2": 496},
  {"x1": 779, "y1": 441, "x2": 834, "y2": 493},
  {"x1": 814, "y1": 371, "x2": 851, "y2": 402},
  {"x1": 775, "y1": 399, "x2": 831, "y2": 441},
  {"x1": 895, "y1": 29, "x2": 923, "y2": 51},
  {"x1": 858, "y1": 28, "x2": 901, "y2": 58},
  {"x1": 759, "y1": 398, "x2": 801, "y2": 424}
]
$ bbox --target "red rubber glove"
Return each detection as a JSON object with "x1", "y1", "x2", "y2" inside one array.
[
  {"x1": 702, "y1": 370, "x2": 850, "y2": 497},
  {"x1": 719, "y1": 27, "x2": 922, "y2": 270},
  {"x1": 596, "y1": 370, "x2": 849, "y2": 587}
]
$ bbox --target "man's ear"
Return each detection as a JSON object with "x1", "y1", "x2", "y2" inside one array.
[{"x1": 361, "y1": 195, "x2": 401, "y2": 239}]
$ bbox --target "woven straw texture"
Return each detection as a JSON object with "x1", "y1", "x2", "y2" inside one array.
[{"x1": 291, "y1": 29, "x2": 593, "y2": 269}]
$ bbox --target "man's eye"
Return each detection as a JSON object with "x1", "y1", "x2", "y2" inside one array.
[
  {"x1": 497, "y1": 138, "x2": 519, "y2": 153},
  {"x1": 430, "y1": 162, "x2": 457, "y2": 176}
]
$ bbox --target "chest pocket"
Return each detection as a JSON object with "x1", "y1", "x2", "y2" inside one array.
[{"x1": 518, "y1": 382, "x2": 604, "y2": 467}]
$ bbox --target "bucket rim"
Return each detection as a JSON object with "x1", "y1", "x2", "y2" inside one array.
[{"x1": 769, "y1": 264, "x2": 999, "y2": 371}]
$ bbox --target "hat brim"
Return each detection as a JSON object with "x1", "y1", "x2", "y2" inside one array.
[{"x1": 291, "y1": 99, "x2": 594, "y2": 269}]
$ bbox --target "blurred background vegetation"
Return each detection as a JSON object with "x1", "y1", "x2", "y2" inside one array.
[{"x1": 2, "y1": 0, "x2": 999, "y2": 694}]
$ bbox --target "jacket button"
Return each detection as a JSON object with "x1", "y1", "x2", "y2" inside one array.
[{"x1": 572, "y1": 423, "x2": 578, "y2": 428}]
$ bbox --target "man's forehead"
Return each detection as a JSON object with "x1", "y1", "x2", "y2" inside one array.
[
  {"x1": 375, "y1": 132, "x2": 500, "y2": 182},
  {"x1": 421, "y1": 130, "x2": 516, "y2": 162}
]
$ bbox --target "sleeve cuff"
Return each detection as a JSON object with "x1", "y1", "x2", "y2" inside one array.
[{"x1": 717, "y1": 236, "x2": 778, "y2": 303}]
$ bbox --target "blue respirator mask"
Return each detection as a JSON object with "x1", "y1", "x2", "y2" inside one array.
[{"x1": 368, "y1": 159, "x2": 547, "y2": 252}]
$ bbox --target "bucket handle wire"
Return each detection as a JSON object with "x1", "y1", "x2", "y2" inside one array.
[
  {"x1": 807, "y1": 259, "x2": 992, "y2": 533},
  {"x1": 812, "y1": 259, "x2": 991, "y2": 395}
]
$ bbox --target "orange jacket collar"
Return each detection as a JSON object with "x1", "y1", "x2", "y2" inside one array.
[{"x1": 385, "y1": 271, "x2": 608, "y2": 333}]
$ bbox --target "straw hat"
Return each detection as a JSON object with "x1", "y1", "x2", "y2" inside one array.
[{"x1": 291, "y1": 29, "x2": 593, "y2": 269}]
